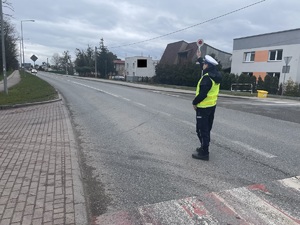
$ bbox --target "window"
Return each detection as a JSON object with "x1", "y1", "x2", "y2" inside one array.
[
  {"x1": 267, "y1": 72, "x2": 280, "y2": 79},
  {"x1": 244, "y1": 52, "x2": 255, "y2": 62},
  {"x1": 242, "y1": 72, "x2": 253, "y2": 77},
  {"x1": 178, "y1": 52, "x2": 188, "y2": 64},
  {"x1": 269, "y1": 50, "x2": 283, "y2": 61}
]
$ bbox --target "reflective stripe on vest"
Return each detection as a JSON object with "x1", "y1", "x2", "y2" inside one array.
[{"x1": 196, "y1": 73, "x2": 220, "y2": 108}]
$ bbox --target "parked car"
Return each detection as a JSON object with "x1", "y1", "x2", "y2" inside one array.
[
  {"x1": 113, "y1": 75, "x2": 125, "y2": 81},
  {"x1": 31, "y1": 69, "x2": 37, "y2": 74}
]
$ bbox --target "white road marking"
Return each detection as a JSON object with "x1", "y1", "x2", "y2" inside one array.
[
  {"x1": 231, "y1": 140, "x2": 277, "y2": 158},
  {"x1": 72, "y1": 81, "x2": 149, "y2": 109},
  {"x1": 157, "y1": 111, "x2": 171, "y2": 117},
  {"x1": 211, "y1": 132, "x2": 277, "y2": 158},
  {"x1": 222, "y1": 187, "x2": 300, "y2": 225},
  {"x1": 122, "y1": 97, "x2": 131, "y2": 101},
  {"x1": 178, "y1": 119, "x2": 195, "y2": 127},
  {"x1": 176, "y1": 119, "x2": 277, "y2": 159},
  {"x1": 134, "y1": 102, "x2": 146, "y2": 107},
  {"x1": 71, "y1": 80, "x2": 277, "y2": 159},
  {"x1": 94, "y1": 176, "x2": 300, "y2": 225},
  {"x1": 166, "y1": 94, "x2": 180, "y2": 97},
  {"x1": 278, "y1": 176, "x2": 300, "y2": 192}
]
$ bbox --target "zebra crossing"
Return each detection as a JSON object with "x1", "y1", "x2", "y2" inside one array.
[{"x1": 94, "y1": 176, "x2": 300, "y2": 225}]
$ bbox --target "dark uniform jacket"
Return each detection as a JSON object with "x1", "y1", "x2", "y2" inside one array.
[{"x1": 192, "y1": 57, "x2": 222, "y2": 106}]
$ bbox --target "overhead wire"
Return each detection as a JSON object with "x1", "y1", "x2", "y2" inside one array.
[{"x1": 109, "y1": 0, "x2": 267, "y2": 49}]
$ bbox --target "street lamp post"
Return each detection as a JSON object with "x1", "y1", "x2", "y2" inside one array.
[
  {"x1": 0, "y1": 0, "x2": 8, "y2": 94},
  {"x1": 21, "y1": 19, "x2": 34, "y2": 68}
]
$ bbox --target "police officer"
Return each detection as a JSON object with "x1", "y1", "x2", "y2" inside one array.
[{"x1": 192, "y1": 50, "x2": 222, "y2": 161}]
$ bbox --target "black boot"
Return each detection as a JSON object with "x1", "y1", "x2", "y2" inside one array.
[
  {"x1": 192, "y1": 148, "x2": 209, "y2": 161},
  {"x1": 196, "y1": 147, "x2": 203, "y2": 153}
]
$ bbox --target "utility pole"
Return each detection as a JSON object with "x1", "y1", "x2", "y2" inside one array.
[
  {"x1": 95, "y1": 46, "x2": 97, "y2": 78},
  {"x1": 19, "y1": 39, "x2": 22, "y2": 69},
  {"x1": 0, "y1": 0, "x2": 8, "y2": 94},
  {"x1": 21, "y1": 19, "x2": 35, "y2": 69}
]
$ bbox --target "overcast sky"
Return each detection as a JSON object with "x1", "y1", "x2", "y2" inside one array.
[{"x1": 5, "y1": 0, "x2": 300, "y2": 65}]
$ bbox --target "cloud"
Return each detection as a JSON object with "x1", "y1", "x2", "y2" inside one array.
[{"x1": 5, "y1": 0, "x2": 300, "y2": 65}]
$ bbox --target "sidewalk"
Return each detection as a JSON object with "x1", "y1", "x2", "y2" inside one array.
[
  {"x1": 0, "y1": 71, "x2": 21, "y2": 92},
  {"x1": 0, "y1": 101, "x2": 87, "y2": 224}
]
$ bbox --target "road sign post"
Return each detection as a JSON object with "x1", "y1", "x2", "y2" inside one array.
[{"x1": 282, "y1": 56, "x2": 292, "y2": 95}]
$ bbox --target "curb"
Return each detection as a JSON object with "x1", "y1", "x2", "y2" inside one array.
[{"x1": 61, "y1": 98, "x2": 89, "y2": 225}]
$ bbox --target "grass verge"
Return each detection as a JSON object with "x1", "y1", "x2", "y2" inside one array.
[{"x1": 0, "y1": 71, "x2": 58, "y2": 106}]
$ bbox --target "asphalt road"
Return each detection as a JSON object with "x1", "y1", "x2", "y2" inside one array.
[{"x1": 38, "y1": 72, "x2": 300, "y2": 224}]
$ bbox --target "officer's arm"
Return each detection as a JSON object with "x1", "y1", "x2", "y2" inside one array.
[
  {"x1": 197, "y1": 57, "x2": 204, "y2": 71},
  {"x1": 192, "y1": 77, "x2": 212, "y2": 105}
]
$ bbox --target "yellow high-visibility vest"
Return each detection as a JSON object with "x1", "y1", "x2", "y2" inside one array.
[{"x1": 196, "y1": 73, "x2": 220, "y2": 108}]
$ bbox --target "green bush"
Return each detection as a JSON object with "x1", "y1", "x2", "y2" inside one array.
[
  {"x1": 285, "y1": 78, "x2": 300, "y2": 97},
  {"x1": 154, "y1": 63, "x2": 199, "y2": 87}
]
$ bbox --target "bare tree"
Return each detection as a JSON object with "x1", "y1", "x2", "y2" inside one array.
[{"x1": 51, "y1": 53, "x2": 61, "y2": 70}]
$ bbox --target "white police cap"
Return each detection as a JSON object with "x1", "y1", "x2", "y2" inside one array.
[{"x1": 204, "y1": 55, "x2": 218, "y2": 66}]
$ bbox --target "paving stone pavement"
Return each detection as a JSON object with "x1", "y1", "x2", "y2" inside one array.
[{"x1": 0, "y1": 101, "x2": 87, "y2": 225}]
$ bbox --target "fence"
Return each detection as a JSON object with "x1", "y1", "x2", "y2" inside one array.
[{"x1": 231, "y1": 83, "x2": 253, "y2": 94}]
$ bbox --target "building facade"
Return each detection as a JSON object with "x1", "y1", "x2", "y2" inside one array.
[
  {"x1": 113, "y1": 60, "x2": 125, "y2": 76},
  {"x1": 231, "y1": 28, "x2": 300, "y2": 83},
  {"x1": 125, "y1": 56, "x2": 159, "y2": 82}
]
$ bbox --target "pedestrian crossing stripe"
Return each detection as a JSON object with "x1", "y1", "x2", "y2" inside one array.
[
  {"x1": 278, "y1": 176, "x2": 300, "y2": 192},
  {"x1": 94, "y1": 176, "x2": 300, "y2": 225}
]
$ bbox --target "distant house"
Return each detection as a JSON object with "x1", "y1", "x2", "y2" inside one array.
[
  {"x1": 231, "y1": 28, "x2": 300, "y2": 83},
  {"x1": 160, "y1": 40, "x2": 232, "y2": 70},
  {"x1": 22, "y1": 63, "x2": 32, "y2": 70},
  {"x1": 125, "y1": 56, "x2": 159, "y2": 82},
  {"x1": 113, "y1": 60, "x2": 125, "y2": 76}
]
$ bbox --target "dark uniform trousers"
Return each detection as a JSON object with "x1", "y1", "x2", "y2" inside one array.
[{"x1": 196, "y1": 106, "x2": 216, "y2": 152}]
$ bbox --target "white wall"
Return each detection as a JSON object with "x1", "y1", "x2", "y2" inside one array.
[
  {"x1": 125, "y1": 56, "x2": 157, "y2": 78},
  {"x1": 231, "y1": 44, "x2": 300, "y2": 83}
]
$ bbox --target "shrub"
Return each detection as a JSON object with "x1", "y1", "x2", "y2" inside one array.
[{"x1": 285, "y1": 78, "x2": 300, "y2": 96}]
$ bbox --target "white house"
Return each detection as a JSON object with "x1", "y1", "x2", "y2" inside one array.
[
  {"x1": 231, "y1": 28, "x2": 300, "y2": 84},
  {"x1": 125, "y1": 56, "x2": 158, "y2": 82}
]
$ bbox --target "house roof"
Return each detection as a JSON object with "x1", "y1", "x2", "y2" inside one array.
[
  {"x1": 160, "y1": 40, "x2": 232, "y2": 69},
  {"x1": 234, "y1": 28, "x2": 300, "y2": 41},
  {"x1": 160, "y1": 41, "x2": 188, "y2": 64},
  {"x1": 160, "y1": 40, "x2": 226, "y2": 64},
  {"x1": 113, "y1": 60, "x2": 125, "y2": 64}
]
